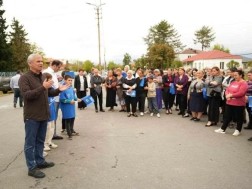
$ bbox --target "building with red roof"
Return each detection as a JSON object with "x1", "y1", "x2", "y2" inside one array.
[{"x1": 183, "y1": 50, "x2": 242, "y2": 70}]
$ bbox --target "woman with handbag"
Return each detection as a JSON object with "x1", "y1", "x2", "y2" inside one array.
[
  {"x1": 205, "y1": 67, "x2": 223, "y2": 126},
  {"x1": 122, "y1": 70, "x2": 137, "y2": 117}
]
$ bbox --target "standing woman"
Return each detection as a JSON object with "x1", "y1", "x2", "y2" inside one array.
[
  {"x1": 174, "y1": 67, "x2": 189, "y2": 117},
  {"x1": 105, "y1": 70, "x2": 117, "y2": 111},
  {"x1": 123, "y1": 70, "x2": 138, "y2": 117},
  {"x1": 90, "y1": 69, "x2": 105, "y2": 112},
  {"x1": 153, "y1": 69, "x2": 163, "y2": 110},
  {"x1": 116, "y1": 68, "x2": 126, "y2": 112},
  {"x1": 215, "y1": 70, "x2": 248, "y2": 136},
  {"x1": 188, "y1": 70, "x2": 206, "y2": 121},
  {"x1": 136, "y1": 69, "x2": 147, "y2": 116},
  {"x1": 205, "y1": 67, "x2": 223, "y2": 126},
  {"x1": 162, "y1": 69, "x2": 174, "y2": 114},
  {"x1": 74, "y1": 69, "x2": 88, "y2": 110}
]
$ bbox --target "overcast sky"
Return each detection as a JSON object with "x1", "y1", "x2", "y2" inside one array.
[{"x1": 3, "y1": 0, "x2": 252, "y2": 63}]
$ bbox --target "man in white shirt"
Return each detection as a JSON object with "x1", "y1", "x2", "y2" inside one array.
[
  {"x1": 10, "y1": 70, "x2": 23, "y2": 108},
  {"x1": 43, "y1": 60, "x2": 63, "y2": 141}
]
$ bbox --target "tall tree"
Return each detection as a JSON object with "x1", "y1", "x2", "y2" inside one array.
[
  {"x1": 0, "y1": 0, "x2": 11, "y2": 71},
  {"x1": 123, "y1": 53, "x2": 131, "y2": 66},
  {"x1": 194, "y1": 25, "x2": 215, "y2": 51},
  {"x1": 227, "y1": 60, "x2": 240, "y2": 68},
  {"x1": 212, "y1": 44, "x2": 230, "y2": 53},
  {"x1": 9, "y1": 18, "x2": 31, "y2": 71},
  {"x1": 147, "y1": 43, "x2": 175, "y2": 69},
  {"x1": 144, "y1": 20, "x2": 184, "y2": 52},
  {"x1": 107, "y1": 61, "x2": 118, "y2": 70},
  {"x1": 134, "y1": 55, "x2": 147, "y2": 69}
]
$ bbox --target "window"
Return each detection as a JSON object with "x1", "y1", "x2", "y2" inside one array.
[{"x1": 220, "y1": 62, "x2": 224, "y2": 69}]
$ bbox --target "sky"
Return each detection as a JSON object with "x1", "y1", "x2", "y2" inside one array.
[{"x1": 2, "y1": 0, "x2": 252, "y2": 64}]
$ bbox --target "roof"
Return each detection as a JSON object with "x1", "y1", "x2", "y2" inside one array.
[
  {"x1": 183, "y1": 50, "x2": 241, "y2": 62},
  {"x1": 179, "y1": 48, "x2": 203, "y2": 54}
]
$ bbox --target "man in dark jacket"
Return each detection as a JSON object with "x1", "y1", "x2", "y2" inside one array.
[
  {"x1": 74, "y1": 69, "x2": 88, "y2": 109},
  {"x1": 19, "y1": 54, "x2": 69, "y2": 179}
]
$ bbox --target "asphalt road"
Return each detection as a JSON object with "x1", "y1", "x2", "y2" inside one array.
[{"x1": 0, "y1": 93, "x2": 252, "y2": 189}]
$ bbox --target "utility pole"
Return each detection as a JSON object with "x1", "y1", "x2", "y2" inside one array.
[{"x1": 86, "y1": 2, "x2": 105, "y2": 69}]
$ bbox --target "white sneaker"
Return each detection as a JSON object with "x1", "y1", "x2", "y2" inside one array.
[
  {"x1": 232, "y1": 130, "x2": 240, "y2": 136},
  {"x1": 49, "y1": 143, "x2": 58, "y2": 149},
  {"x1": 214, "y1": 128, "x2": 225, "y2": 134},
  {"x1": 150, "y1": 113, "x2": 153, "y2": 116},
  {"x1": 157, "y1": 113, "x2": 161, "y2": 118},
  {"x1": 44, "y1": 145, "x2": 51, "y2": 151},
  {"x1": 140, "y1": 112, "x2": 144, "y2": 116},
  {"x1": 43, "y1": 151, "x2": 48, "y2": 157}
]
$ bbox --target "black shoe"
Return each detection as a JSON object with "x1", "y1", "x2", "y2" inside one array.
[
  {"x1": 72, "y1": 131, "x2": 79, "y2": 136},
  {"x1": 52, "y1": 135, "x2": 63, "y2": 140},
  {"x1": 183, "y1": 114, "x2": 189, "y2": 118},
  {"x1": 132, "y1": 113, "x2": 138, "y2": 117},
  {"x1": 248, "y1": 137, "x2": 252, "y2": 141},
  {"x1": 127, "y1": 113, "x2": 131, "y2": 117},
  {"x1": 190, "y1": 117, "x2": 196, "y2": 120},
  {"x1": 100, "y1": 109, "x2": 105, "y2": 112},
  {"x1": 37, "y1": 161, "x2": 55, "y2": 169},
  {"x1": 95, "y1": 109, "x2": 98, "y2": 113},
  {"x1": 244, "y1": 126, "x2": 252, "y2": 130},
  {"x1": 194, "y1": 118, "x2": 200, "y2": 121},
  {"x1": 14, "y1": 104, "x2": 16, "y2": 108},
  {"x1": 178, "y1": 112, "x2": 182, "y2": 115},
  {"x1": 28, "y1": 168, "x2": 45, "y2": 178},
  {"x1": 119, "y1": 109, "x2": 124, "y2": 112}
]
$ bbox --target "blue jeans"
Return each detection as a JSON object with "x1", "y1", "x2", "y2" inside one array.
[
  {"x1": 24, "y1": 119, "x2": 47, "y2": 170},
  {"x1": 148, "y1": 97, "x2": 159, "y2": 114}
]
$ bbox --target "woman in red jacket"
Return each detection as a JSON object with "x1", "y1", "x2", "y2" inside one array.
[{"x1": 215, "y1": 70, "x2": 248, "y2": 136}]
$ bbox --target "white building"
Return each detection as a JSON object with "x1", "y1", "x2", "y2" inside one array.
[
  {"x1": 176, "y1": 48, "x2": 203, "y2": 61},
  {"x1": 183, "y1": 50, "x2": 242, "y2": 70}
]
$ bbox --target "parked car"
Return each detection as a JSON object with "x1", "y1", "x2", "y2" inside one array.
[{"x1": 0, "y1": 76, "x2": 12, "y2": 94}]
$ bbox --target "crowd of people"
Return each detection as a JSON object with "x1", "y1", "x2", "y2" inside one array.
[
  {"x1": 18, "y1": 53, "x2": 252, "y2": 179},
  {"x1": 86, "y1": 65, "x2": 252, "y2": 140}
]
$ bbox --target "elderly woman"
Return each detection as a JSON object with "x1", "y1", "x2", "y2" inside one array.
[
  {"x1": 122, "y1": 70, "x2": 138, "y2": 117},
  {"x1": 116, "y1": 68, "x2": 126, "y2": 112},
  {"x1": 90, "y1": 68, "x2": 105, "y2": 113},
  {"x1": 105, "y1": 70, "x2": 117, "y2": 111},
  {"x1": 188, "y1": 70, "x2": 206, "y2": 121},
  {"x1": 153, "y1": 69, "x2": 163, "y2": 110},
  {"x1": 215, "y1": 70, "x2": 248, "y2": 136},
  {"x1": 174, "y1": 67, "x2": 189, "y2": 117},
  {"x1": 205, "y1": 67, "x2": 223, "y2": 126}
]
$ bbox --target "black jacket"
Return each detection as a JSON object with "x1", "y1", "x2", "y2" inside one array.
[{"x1": 74, "y1": 75, "x2": 88, "y2": 92}]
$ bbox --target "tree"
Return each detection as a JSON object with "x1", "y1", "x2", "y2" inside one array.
[
  {"x1": 212, "y1": 44, "x2": 230, "y2": 53},
  {"x1": 9, "y1": 18, "x2": 31, "y2": 71},
  {"x1": 123, "y1": 53, "x2": 131, "y2": 66},
  {"x1": 134, "y1": 55, "x2": 147, "y2": 69},
  {"x1": 0, "y1": 0, "x2": 11, "y2": 71},
  {"x1": 107, "y1": 61, "x2": 118, "y2": 70},
  {"x1": 83, "y1": 60, "x2": 94, "y2": 73},
  {"x1": 30, "y1": 42, "x2": 45, "y2": 56},
  {"x1": 144, "y1": 20, "x2": 184, "y2": 52},
  {"x1": 227, "y1": 60, "x2": 240, "y2": 68},
  {"x1": 147, "y1": 43, "x2": 175, "y2": 69},
  {"x1": 194, "y1": 25, "x2": 215, "y2": 51},
  {"x1": 171, "y1": 60, "x2": 183, "y2": 68}
]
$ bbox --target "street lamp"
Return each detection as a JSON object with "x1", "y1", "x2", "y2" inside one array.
[{"x1": 86, "y1": 2, "x2": 105, "y2": 70}]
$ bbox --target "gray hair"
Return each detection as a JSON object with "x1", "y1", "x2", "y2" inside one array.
[{"x1": 27, "y1": 54, "x2": 41, "y2": 64}]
